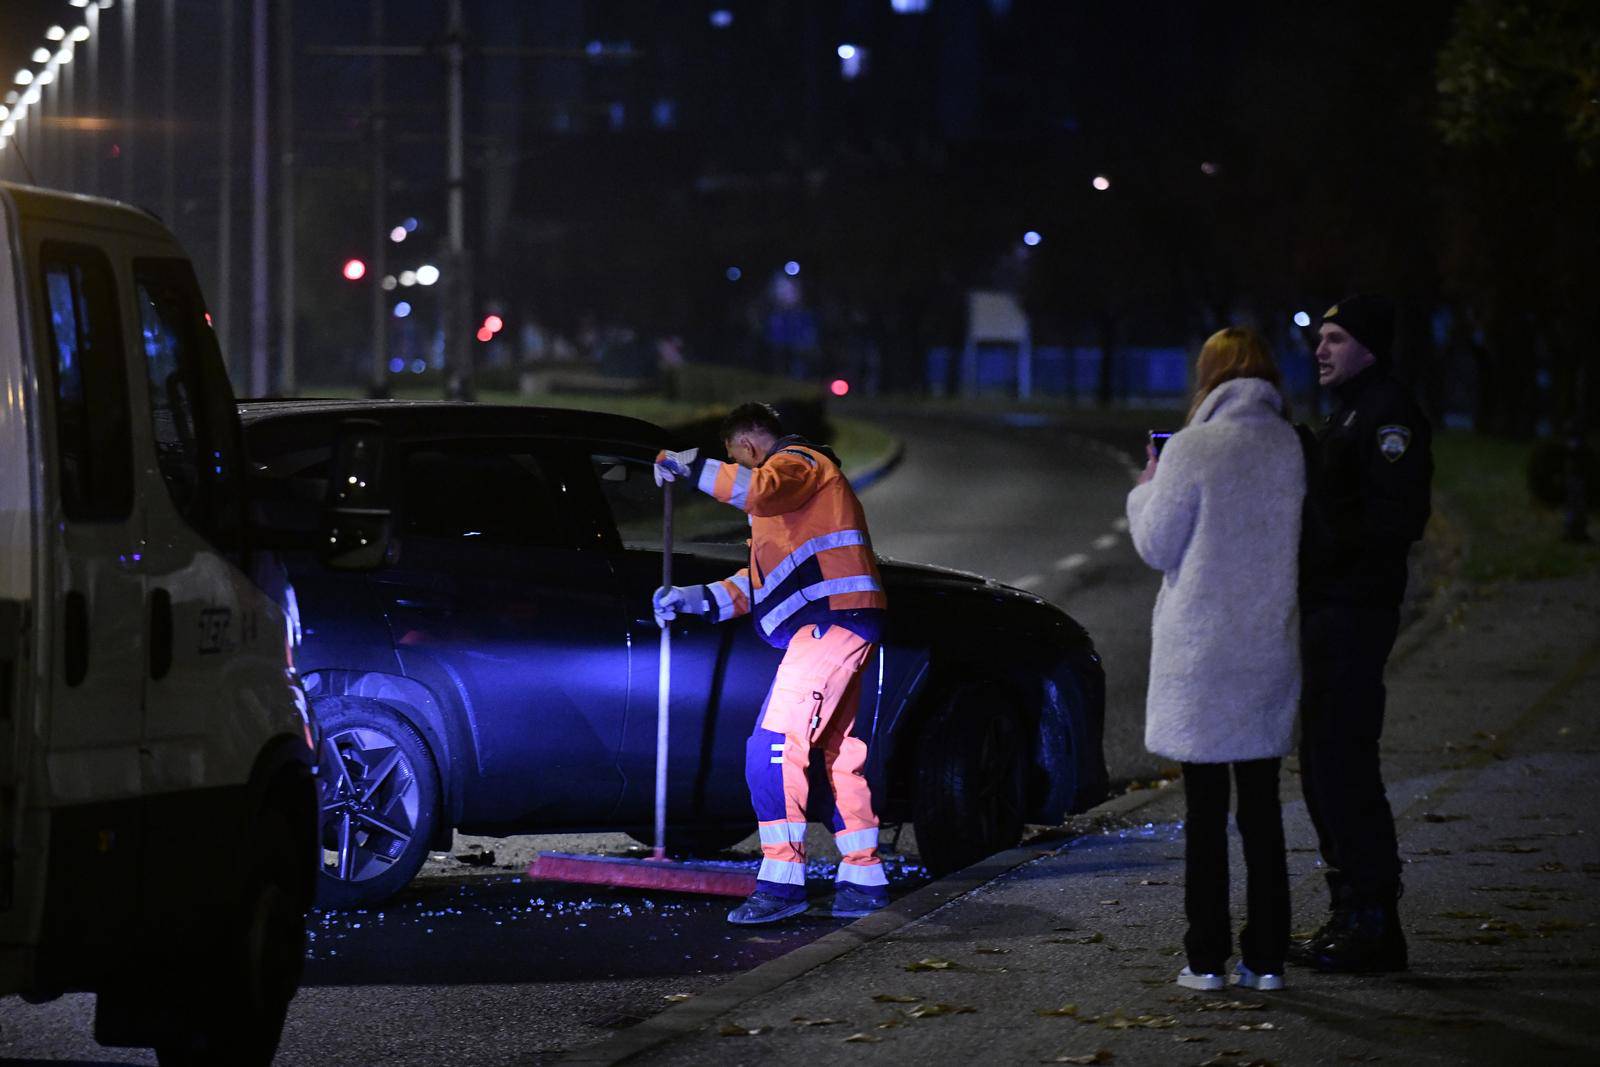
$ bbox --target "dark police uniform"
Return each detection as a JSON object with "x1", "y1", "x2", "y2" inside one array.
[{"x1": 1300, "y1": 361, "x2": 1432, "y2": 937}]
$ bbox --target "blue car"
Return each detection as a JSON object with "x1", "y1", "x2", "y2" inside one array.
[{"x1": 241, "y1": 401, "x2": 1107, "y2": 906}]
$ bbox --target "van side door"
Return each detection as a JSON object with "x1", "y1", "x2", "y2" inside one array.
[{"x1": 27, "y1": 236, "x2": 146, "y2": 974}]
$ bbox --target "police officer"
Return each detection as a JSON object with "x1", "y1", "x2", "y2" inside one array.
[{"x1": 1298, "y1": 294, "x2": 1432, "y2": 972}]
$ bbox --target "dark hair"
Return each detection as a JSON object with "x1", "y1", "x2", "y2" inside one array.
[{"x1": 720, "y1": 402, "x2": 784, "y2": 441}]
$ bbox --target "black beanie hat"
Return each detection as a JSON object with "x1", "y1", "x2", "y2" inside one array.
[{"x1": 1321, "y1": 294, "x2": 1394, "y2": 363}]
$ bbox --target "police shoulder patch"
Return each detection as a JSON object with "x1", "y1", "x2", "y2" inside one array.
[{"x1": 1377, "y1": 424, "x2": 1411, "y2": 463}]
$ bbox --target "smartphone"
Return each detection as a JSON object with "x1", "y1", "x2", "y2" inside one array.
[{"x1": 1148, "y1": 430, "x2": 1174, "y2": 457}]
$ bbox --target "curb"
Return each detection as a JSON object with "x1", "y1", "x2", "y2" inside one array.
[
  {"x1": 555, "y1": 783, "x2": 1177, "y2": 1065},
  {"x1": 847, "y1": 437, "x2": 906, "y2": 494}
]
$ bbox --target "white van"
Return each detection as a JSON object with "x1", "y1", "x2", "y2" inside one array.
[{"x1": 1, "y1": 182, "x2": 318, "y2": 1064}]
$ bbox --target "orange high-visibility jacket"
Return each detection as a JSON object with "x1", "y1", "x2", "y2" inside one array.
[{"x1": 679, "y1": 437, "x2": 886, "y2": 649}]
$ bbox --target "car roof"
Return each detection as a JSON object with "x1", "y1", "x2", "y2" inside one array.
[{"x1": 239, "y1": 399, "x2": 673, "y2": 461}]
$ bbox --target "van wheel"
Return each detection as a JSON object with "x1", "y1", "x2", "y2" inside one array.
[
  {"x1": 155, "y1": 807, "x2": 308, "y2": 1066},
  {"x1": 313, "y1": 698, "x2": 440, "y2": 908},
  {"x1": 913, "y1": 684, "x2": 1027, "y2": 877}
]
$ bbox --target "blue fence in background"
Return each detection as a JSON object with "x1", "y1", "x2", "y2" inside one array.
[{"x1": 926, "y1": 343, "x2": 1316, "y2": 401}]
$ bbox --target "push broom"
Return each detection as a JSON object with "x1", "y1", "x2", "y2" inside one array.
[{"x1": 526, "y1": 478, "x2": 759, "y2": 898}]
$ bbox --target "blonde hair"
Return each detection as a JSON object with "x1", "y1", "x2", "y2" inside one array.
[{"x1": 1186, "y1": 326, "x2": 1285, "y2": 424}]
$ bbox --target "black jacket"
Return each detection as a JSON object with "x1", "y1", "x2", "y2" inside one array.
[{"x1": 1302, "y1": 364, "x2": 1433, "y2": 609}]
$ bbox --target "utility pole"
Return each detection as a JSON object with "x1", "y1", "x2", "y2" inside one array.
[
  {"x1": 249, "y1": 0, "x2": 269, "y2": 397},
  {"x1": 161, "y1": 0, "x2": 175, "y2": 223},
  {"x1": 86, "y1": 2, "x2": 100, "y2": 195},
  {"x1": 303, "y1": 18, "x2": 638, "y2": 402},
  {"x1": 121, "y1": 0, "x2": 135, "y2": 203},
  {"x1": 368, "y1": 0, "x2": 389, "y2": 398},
  {"x1": 277, "y1": 0, "x2": 296, "y2": 395},
  {"x1": 444, "y1": 0, "x2": 472, "y2": 401},
  {"x1": 216, "y1": 0, "x2": 233, "y2": 368}
]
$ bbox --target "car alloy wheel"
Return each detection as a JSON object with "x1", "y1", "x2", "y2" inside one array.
[
  {"x1": 321, "y1": 725, "x2": 422, "y2": 882},
  {"x1": 312, "y1": 697, "x2": 440, "y2": 906}
]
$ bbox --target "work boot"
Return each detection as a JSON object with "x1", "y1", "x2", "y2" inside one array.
[
  {"x1": 1312, "y1": 904, "x2": 1408, "y2": 973},
  {"x1": 830, "y1": 884, "x2": 888, "y2": 919},
  {"x1": 726, "y1": 891, "x2": 809, "y2": 926}
]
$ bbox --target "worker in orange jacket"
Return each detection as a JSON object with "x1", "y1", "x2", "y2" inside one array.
[{"x1": 654, "y1": 402, "x2": 889, "y2": 924}]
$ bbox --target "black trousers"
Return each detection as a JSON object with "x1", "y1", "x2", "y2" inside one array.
[
  {"x1": 1299, "y1": 603, "x2": 1403, "y2": 907},
  {"x1": 1182, "y1": 758, "x2": 1290, "y2": 973}
]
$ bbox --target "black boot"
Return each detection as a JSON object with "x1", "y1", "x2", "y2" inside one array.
[
  {"x1": 1312, "y1": 902, "x2": 1407, "y2": 973},
  {"x1": 1290, "y1": 874, "x2": 1353, "y2": 963}
]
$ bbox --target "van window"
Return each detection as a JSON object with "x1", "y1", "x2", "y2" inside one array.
[
  {"x1": 134, "y1": 259, "x2": 245, "y2": 546},
  {"x1": 40, "y1": 243, "x2": 133, "y2": 521}
]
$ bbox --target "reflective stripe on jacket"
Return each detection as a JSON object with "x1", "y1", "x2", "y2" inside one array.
[{"x1": 684, "y1": 437, "x2": 886, "y2": 648}]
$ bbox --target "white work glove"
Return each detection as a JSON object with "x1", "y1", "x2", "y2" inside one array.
[
  {"x1": 653, "y1": 447, "x2": 700, "y2": 487},
  {"x1": 653, "y1": 584, "x2": 709, "y2": 627}
]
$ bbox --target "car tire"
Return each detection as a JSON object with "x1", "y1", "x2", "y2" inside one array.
[
  {"x1": 155, "y1": 801, "x2": 309, "y2": 1067},
  {"x1": 313, "y1": 697, "x2": 441, "y2": 908},
  {"x1": 913, "y1": 683, "x2": 1028, "y2": 877}
]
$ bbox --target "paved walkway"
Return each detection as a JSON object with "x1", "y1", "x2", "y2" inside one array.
[{"x1": 564, "y1": 571, "x2": 1600, "y2": 1065}]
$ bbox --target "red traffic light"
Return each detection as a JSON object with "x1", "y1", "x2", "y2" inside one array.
[
  {"x1": 342, "y1": 258, "x2": 367, "y2": 281},
  {"x1": 829, "y1": 378, "x2": 850, "y2": 397},
  {"x1": 484, "y1": 314, "x2": 505, "y2": 334},
  {"x1": 476, "y1": 326, "x2": 494, "y2": 343}
]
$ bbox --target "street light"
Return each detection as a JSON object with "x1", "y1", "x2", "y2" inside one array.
[
  {"x1": 1092, "y1": 175, "x2": 1111, "y2": 191},
  {"x1": 1023, "y1": 230, "x2": 1042, "y2": 247},
  {"x1": 342, "y1": 258, "x2": 368, "y2": 281}
]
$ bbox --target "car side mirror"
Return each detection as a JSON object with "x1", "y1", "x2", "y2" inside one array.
[{"x1": 320, "y1": 419, "x2": 392, "y2": 570}]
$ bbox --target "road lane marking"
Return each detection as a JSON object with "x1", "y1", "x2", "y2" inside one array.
[
  {"x1": 1054, "y1": 553, "x2": 1090, "y2": 571},
  {"x1": 1092, "y1": 534, "x2": 1119, "y2": 551},
  {"x1": 1112, "y1": 517, "x2": 1129, "y2": 532}
]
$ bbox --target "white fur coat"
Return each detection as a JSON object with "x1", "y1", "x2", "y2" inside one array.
[{"x1": 1125, "y1": 377, "x2": 1305, "y2": 764}]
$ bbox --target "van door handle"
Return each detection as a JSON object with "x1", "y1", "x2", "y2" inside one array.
[
  {"x1": 63, "y1": 590, "x2": 89, "y2": 686},
  {"x1": 148, "y1": 588, "x2": 173, "y2": 681}
]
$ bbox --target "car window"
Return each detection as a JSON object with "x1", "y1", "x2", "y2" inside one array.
[
  {"x1": 40, "y1": 242, "x2": 133, "y2": 521},
  {"x1": 590, "y1": 454, "x2": 744, "y2": 548},
  {"x1": 401, "y1": 446, "x2": 571, "y2": 548}
]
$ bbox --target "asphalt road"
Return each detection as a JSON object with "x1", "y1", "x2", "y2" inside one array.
[{"x1": 0, "y1": 409, "x2": 1163, "y2": 1066}]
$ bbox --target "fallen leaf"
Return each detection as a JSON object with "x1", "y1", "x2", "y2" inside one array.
[
  {"x1": 791, "y1": 1016, "x2": 847, "y2": 1027},
  {"x1": 875, "y1": 1017, "x2": 906, "y2": 1030},
  {"x1": 1420, "y1": 812, "x2": 1467, "y2": 823},
  {"x1": 843, "y1": 1032, "x2": 883, "y2": 1043},
  {"x1": 662, "y1": 993, "x2": 694, "y2": 1003},
  {"x1": 872, "y1": 993, "x2": 920, "y2": 1003},
  {"x1": 1233, "y1": 1021, "x2": 1276, "y2": 1031},
  {"x1": 1137, "y1": 879, "x2": 1169, "y2": 886},
  {"x1": 1048, "y1": 1051, "x2": 1114, "y2": 1065},
  {"x1": 1036, "y1": 1004, "x2": 1080, "y2": 1017},
  {"x1": 904, "y1": 958, "x2": 957, "y2": 972},
  {"x1": 718, "y1": 1022, "x2": 771, "y2": 1037},
  {"x1": 906, "y1": 1002, "x2": 976, "y2": 1019},
  {"x1": 1048, "y1": 933, "x2": 1105, "y2": 945},
  {"x1": 1174, "y1": 1035, "x2": 1207, "y2": 1043},
  {"x1": 1536, "y1": 862, "x2": 1568, "y2": 873},
  {"x1": 1099, "y1": 899, "x2": 1121, "y2": 906},
  {"x1": 1536, "y1": 918, "x2": 1588, "y2": 934},
  {"x1": 974, "y1": 946, "x2": 1010, "y2": 955}
]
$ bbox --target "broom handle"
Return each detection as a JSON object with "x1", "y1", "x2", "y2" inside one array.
[{"x1": 653, "y1": 482, "x2": 673, "y2": 862}]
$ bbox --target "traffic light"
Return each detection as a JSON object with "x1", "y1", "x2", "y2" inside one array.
[
  {"x1": 342, "y1": 258, "x2": 367, "y2": 281},
  {"x1": 476, "y1": 314, "x2": 505, "y2": 343},
  {"x1": 829, "y1": 378, "x2": 850, "y2": 397}
]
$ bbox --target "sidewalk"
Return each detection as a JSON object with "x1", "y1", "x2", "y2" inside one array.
[{"x1": 564, "y1": 571, "x2": 1600, "y2": 1066}]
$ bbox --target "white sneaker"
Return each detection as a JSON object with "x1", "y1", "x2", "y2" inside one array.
[
  {"x1": 1234, "y1": 963, "x2": 1286, "y2": 990},
  {"x1": 1177, "y1": 966, "x2": 1226, "y2": 991}
]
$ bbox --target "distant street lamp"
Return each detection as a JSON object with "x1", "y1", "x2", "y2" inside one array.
[
  {"x1": 1092, "y1": 175, "x2": 1111, "y2": 191},
  {"x1": 1023, "y1": 230, "x2": 1042, "y2": 247}
]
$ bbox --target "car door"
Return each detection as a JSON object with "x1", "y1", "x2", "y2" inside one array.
[
  {"x1": 380, "y1": 440, "x2": 630, "y2": 826},
  {"x1": 580, "y1": 449, "x2": 777, "y2": 826}
]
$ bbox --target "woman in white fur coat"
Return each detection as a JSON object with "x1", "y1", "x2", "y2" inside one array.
[{"x1": 1126, "y1": 326, "x2": 1304, "y2": 993}]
